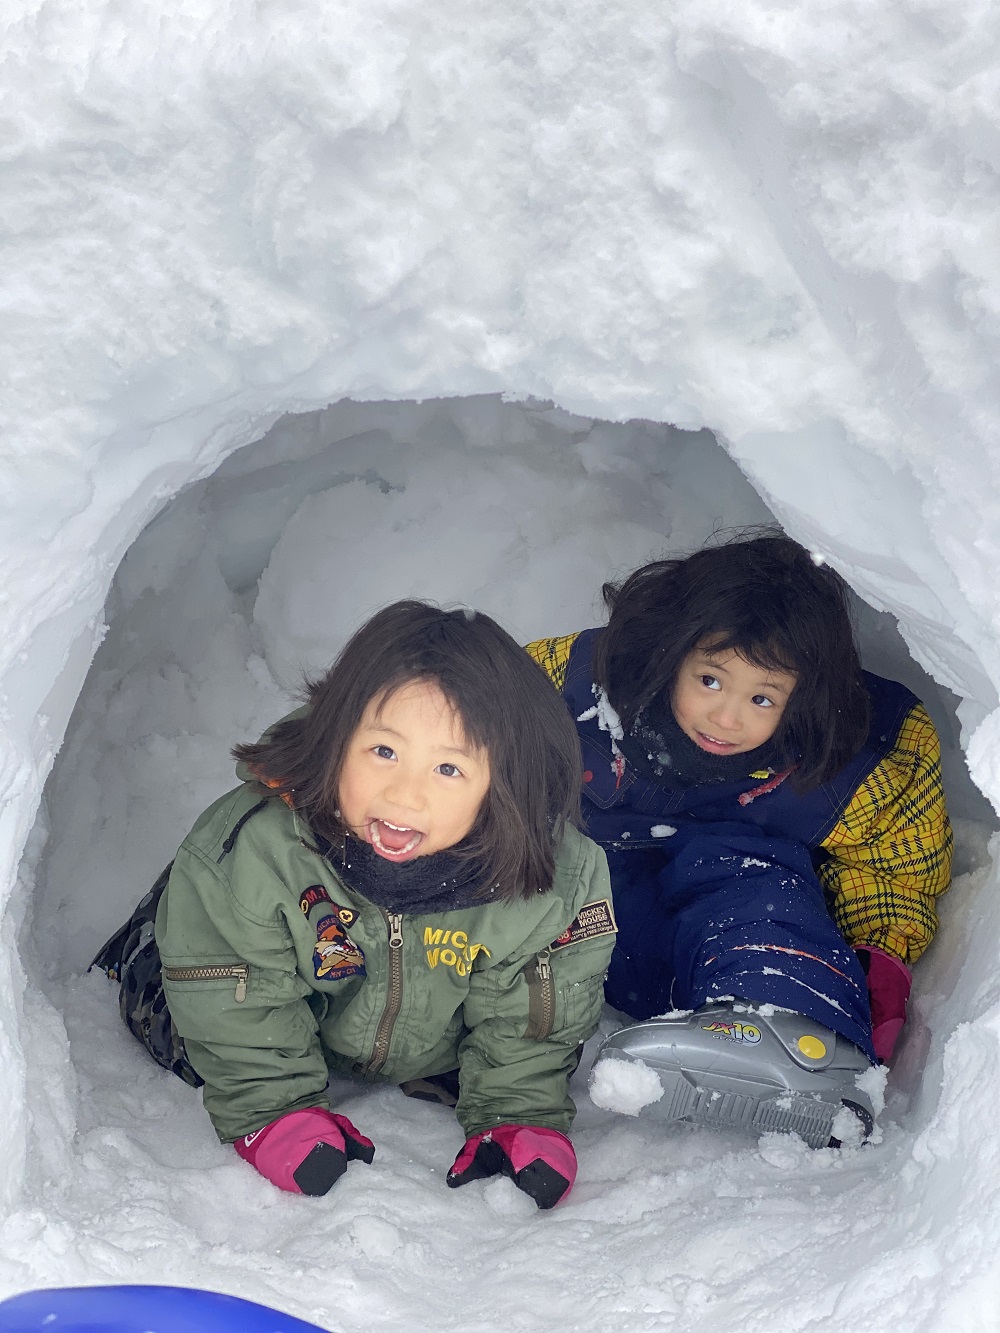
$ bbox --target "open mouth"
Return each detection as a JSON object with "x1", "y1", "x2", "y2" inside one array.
[
  {"x1": 368, "y1": 818, "x2": 426, "y2": 861},
  {"x1": 694, "y1": 730, "x2": 740, "y2": 755}
]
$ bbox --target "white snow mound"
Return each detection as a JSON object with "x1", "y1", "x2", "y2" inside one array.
[{"x1": 590, "y1": 1056, "x2": 666, "y2": 1117}]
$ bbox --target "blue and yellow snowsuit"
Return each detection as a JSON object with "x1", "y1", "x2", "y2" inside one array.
[{"x1": 527, "y1": 630, "x2": 952, "y2": 1062}]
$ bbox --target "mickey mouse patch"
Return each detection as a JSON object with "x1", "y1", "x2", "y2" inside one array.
[{"x1": 550, "y1": 898, "x2": 618, "y2": 950}]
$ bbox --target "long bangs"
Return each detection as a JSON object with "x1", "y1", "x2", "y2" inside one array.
[
  {"x1": 597, "y1": 533, "x2": 871, "y2": 790},
  {"x1": 234, "y1": 601, "x2": 582, "y2": 900}
]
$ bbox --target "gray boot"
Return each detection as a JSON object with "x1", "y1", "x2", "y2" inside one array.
[{"x1": 590, "y1": 1001, "x2": 876, "y2": 1148}]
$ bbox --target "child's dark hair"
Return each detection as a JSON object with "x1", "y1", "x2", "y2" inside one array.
[
  {"x1": 594, "y1": 531, "x2": 870, "y2": 791},
  {"x1": 234, "y1": 601, "x2": 583, "y2": 900}
]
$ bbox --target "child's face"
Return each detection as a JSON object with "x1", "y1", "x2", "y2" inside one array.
[
  {"x1": 671, "y1": 643, "x2": 797, "y2": 757},
  {"x1": 338, "y1": 679, "x2": 491, "y2": 862}
]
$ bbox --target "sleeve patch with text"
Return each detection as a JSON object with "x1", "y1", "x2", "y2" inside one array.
[{"x1": 550, "y1": 898, "x2": 618, "y2": 949}]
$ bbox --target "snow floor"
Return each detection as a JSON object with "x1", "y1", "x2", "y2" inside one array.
[
  {"x1": 9, "y1": 398, "x2": 996, "y2": 1331},
  {"x1": 4, "y1": 833, "x2": 992, "y2": 1333}
]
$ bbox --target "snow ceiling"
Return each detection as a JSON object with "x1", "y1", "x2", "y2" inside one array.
[{"x1": 2, "y1": 0, "x2": 1000, "y2": 1325}]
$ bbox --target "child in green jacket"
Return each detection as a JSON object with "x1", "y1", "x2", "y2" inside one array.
[{"x1": 96, "y1": 601, "x2": 615, "y2": 1209}]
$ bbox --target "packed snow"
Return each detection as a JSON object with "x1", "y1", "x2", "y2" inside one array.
[
  {"x1": 590, "y1": 1056, "x2": 666, "y2": 1117},
  {"x1": 10, "y1": 399, "x2": 996, "y2": 1333},
  {"x1": 3, "y1": 1, "x2": 1000, "y2": 1330}
]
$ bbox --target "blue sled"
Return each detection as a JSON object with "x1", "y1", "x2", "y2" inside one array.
[{"x1": 0, "y1": 1285, "x2": 329, "y2": 1333}]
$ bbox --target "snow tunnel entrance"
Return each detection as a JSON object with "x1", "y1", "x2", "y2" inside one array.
[
  {"x1": 12, "y1": 394, "x2": 996, "y2": 1320},
  {"x1": 31, "y1": 393, "x2": 990, "y2": 979}
]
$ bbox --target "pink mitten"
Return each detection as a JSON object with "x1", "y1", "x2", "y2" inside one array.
[
  {"x1": 446, "y1": 1124, "x2": 577, "y2": 1209},
  {"x1": 856, "y1": 946, "x2": 912, "y2": 1063},
  {"x1": 234, "y1": 1107, "x2": 375, "y2": 1196}
]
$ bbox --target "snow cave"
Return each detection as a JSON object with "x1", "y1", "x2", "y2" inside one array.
[{"x1": 3, "y1": 3, "x2": 1000, "y2": 1330}]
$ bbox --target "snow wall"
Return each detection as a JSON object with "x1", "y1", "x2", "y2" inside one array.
[{"x1": 3, "y1": 1, "x2": 1000, "y2": 1327}]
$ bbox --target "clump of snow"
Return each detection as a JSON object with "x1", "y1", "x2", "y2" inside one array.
[
  {"x1": 590, "y1": 1056, "x2": 665, "y2": 1116},
  {"x1": 578, "y1": 686, "x2": 625, "y2": 743},
  {"x1": 595, "y1": 689, "x2": 625, "y2": 743},
  {"x1": 734, "y1": 1002, "x2": 784, "y2": 1018},
  {"x1": 757, "y1": 1131, "x2": 814, "y2": 1172},
  {"x1": 651, "y1": 824, "x2": 676, "y2": 838},
  {"x1": 855, "y1": 1061, "x2": 889, "y2": 1120},
  {"x1": 830, "y1": 1104, "x2": 868, "y2": 1149},
  {"x1": 482, "y1": 1176, "x2": 539, "y2": 1220}
]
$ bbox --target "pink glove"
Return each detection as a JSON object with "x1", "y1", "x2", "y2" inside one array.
[
  {"x1": 234, "y1": 1107, "x2": 375, "y2": 1196},
  {"x1": 856, "y1": 946, "x2": 912, "y2": 1063},
  {"x1": 446, "y1": 1124, "x2": 577, "y2": 1209}
]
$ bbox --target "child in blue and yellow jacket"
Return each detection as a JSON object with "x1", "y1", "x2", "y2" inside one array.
[{"x1": 528, "y1": 533, "x2": 951, "y2": 1069}]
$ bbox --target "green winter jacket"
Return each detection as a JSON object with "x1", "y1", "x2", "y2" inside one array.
[{"x1": 156, "y1": 783, "x2": 614, "y2": 1143}]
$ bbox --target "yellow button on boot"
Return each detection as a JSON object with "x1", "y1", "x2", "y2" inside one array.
[{"x1": 797, "y1": 1035, "x2": 827, "y2": 1060}]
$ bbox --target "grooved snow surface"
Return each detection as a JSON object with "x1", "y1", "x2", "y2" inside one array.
[
  {"x1": 4, "y1": 1, "x2": 1000, "y2": 1329},
  {"x1": 11, "y1": 401, "x2": 997, "y2": 1332}
]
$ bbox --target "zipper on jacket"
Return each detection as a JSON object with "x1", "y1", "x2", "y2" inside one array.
[
  {"x1": 359, "y1": 912, "x2": 405, "y2": 1076},
  {"x1": 164, "y1": 963, "x2": 249, "y2": 1003},
  {"x1": 525, "y1": 949, "x2": 555, "y2": 1040}
]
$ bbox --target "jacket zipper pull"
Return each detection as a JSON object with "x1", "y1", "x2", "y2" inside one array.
[
  {"x1": 525, "y1": 949, "x2": 555, "y2": 1041},
  {"x1": 388, "y1": 913, "x2": 404, "y2": 950},
  {"x1": 233, "y1": 965, "x2": 249, "y2": 1003}
]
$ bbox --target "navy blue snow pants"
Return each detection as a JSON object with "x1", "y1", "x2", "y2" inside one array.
[{"x1": 603, "y1": 822, "x2": 876, "y2": 1062}]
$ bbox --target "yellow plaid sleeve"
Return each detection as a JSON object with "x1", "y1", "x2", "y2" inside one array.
[
  {"x1": 818, "y1": 702, "x2": 952, "y2": 965},
  {"x1": 524, "y1": 634, "x2": 579, "y2": 693}
]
